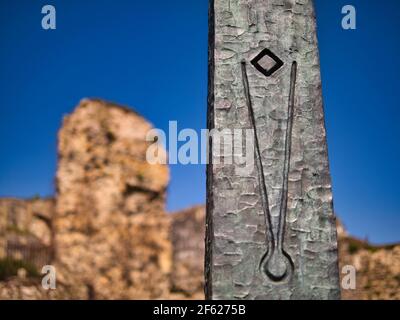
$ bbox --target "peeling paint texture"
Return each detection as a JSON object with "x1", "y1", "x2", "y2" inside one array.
[{"x1": 206, "y1": 0, "x2": 340, "y2": 300}]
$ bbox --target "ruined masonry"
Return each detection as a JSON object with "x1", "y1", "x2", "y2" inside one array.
[{"x1": 54, "y1": 99, "x2": 171, "y2": 299}]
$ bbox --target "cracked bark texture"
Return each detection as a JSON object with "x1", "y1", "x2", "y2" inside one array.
[{"x1": 206, "y1": 0, "x2": 340, "y2": 299}]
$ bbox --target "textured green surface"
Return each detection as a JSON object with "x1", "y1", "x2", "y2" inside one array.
[{"x1": 206, "y1": 0, "x2": 340, "y2": 300}]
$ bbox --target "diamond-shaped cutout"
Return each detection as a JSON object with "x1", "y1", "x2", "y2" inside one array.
[{"x1": 250, "y1": 48, "x2": 284, "y2": 77}]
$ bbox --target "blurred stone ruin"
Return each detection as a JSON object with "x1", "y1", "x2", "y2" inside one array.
[{"x1": 0, "y1": 99, "x2": 398, "y2": 299}]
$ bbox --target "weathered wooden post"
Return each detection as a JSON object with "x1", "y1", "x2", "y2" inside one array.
[{"x1": 206, "y1": 0, "x2": 340, "y2": 299}]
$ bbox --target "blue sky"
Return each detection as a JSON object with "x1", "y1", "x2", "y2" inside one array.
[{"x1": 0, "y1": 0, "x2": 399, "y2": 244}]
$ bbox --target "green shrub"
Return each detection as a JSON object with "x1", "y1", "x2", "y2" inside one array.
[
  {"x1": 0, "y1": 257, "x2": 40, "y2": 281},
  {"x1": 348, "y1": 242, "x2": 360, "y2": 255}
]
